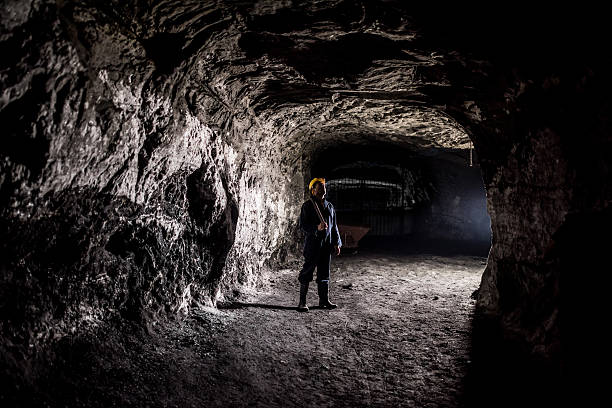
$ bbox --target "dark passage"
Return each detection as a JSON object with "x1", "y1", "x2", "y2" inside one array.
[{"x1": 312, "y1": 143, "x2": 491, "y2": 257}]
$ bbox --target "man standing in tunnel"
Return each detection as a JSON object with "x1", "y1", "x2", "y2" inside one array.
[{"x1": 297, "y1": 178, "x2": 342, "y2": 312}]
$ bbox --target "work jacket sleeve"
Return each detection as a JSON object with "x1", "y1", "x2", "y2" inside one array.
[{"x1": 331, "y1": 205, "x2": 342, "y2": 248}]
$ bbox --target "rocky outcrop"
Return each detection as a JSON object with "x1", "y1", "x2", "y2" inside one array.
[{"x1": 1, "y1": 0, "x2": 610, "y2": 400}]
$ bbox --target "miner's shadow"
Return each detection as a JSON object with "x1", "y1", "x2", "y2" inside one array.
[{"x1": 218, "y1": 302, "x2": 326, "y2": 311}]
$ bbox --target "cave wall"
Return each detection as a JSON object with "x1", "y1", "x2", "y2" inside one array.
[
  {"x1": 0, "y1": 0, "x2": 303, "y2": 366},
  {"x1": 459, "y1": 55, "x2": 611, "y2": 374}
]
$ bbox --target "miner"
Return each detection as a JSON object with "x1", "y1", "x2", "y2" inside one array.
[{"x1": 297, "y1": 177, "x2": 342, "y2": 312}]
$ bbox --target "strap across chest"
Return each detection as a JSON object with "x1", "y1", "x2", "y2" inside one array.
[{"x1": 310, "y1": 198, "x2": 329, "y2": 223}]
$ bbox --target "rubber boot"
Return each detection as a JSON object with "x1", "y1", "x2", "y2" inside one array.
[
  {"x1": 318, "y1": 281, "x2": 337, "y2": 309},
  {"x1": 297, "y1": 282, "x2": 309, "y2": 312}
]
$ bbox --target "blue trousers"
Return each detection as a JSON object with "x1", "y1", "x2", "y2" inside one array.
[{"x1": 298, "y1": 244, "x2": 332, "y2": 284}]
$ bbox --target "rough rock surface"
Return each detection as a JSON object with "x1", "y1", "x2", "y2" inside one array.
[{"x1": 1, "y1": 0, "x2": 611, "y2": 404}]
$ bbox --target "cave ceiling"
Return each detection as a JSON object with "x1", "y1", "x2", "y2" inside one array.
[{"x1": 54, "y1": 0, "x2": 479, "y2": 162}]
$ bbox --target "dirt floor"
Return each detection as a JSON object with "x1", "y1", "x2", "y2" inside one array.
[
  {"x1": 209, "y1": 252, "x2": 486, "y2": 408},
  {"x1": 8, "y1": 251, "x2": 488, "y2": 408}
]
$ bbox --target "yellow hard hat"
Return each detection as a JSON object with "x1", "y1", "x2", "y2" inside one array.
[{"x1": 308, "y1": 177, "x2": 326, "y2": 191}]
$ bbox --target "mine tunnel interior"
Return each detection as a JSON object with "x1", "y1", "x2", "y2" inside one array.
[
  {"x1": 1, "y1": 0, "x2": 610, "y2": 406},
  {"x1": 310, "y1": 142, "x2": 491, "y2": 256}
]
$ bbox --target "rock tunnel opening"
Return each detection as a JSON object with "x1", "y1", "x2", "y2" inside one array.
[{"x1": 309, "y1": 142, "x2": 491, "y2": 257}]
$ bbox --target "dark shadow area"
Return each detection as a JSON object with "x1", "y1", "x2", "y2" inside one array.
[
  {"x1": 218, "y1": 302, "x2": 297, "y2": 311},
  {"x1": 463, "y1": 209, "x2": 612, "y2": 408},
  {"x1": 554, "y1": 209, "x2": 611, "y2": 407},
  {"x1": 462, "y1": 313, "x2": 563, "y2": 408},
  {"x1": 0, "y1": 73, "x2": 50, "y2": 179},
  {"x1": 218, "y1": 302, "x2": 331, "y2": 311}
]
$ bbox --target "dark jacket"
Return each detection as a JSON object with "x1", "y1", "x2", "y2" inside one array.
[{"x1": 299, "y1": 196, "x2": 342, "y2": 257}]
